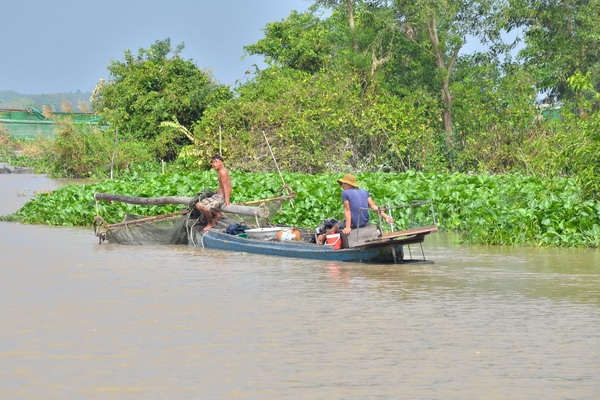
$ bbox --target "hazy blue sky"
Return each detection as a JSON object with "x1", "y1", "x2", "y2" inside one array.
[{"x1": 1, "y1": 0, "x2": 310, "y2": 94}]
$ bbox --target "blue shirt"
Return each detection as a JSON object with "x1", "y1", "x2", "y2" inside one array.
[{"x1": 341, "y1": 188, "x2": 371, "y2": 228}]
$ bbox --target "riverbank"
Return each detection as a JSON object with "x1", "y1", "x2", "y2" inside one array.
[{"x1": 0, "y1": 162, "x2": 34, "y2": 174}]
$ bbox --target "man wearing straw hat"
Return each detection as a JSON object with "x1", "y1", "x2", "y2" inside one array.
[{"x1": 336, "y1": 174, "x2": 393, "y2": 246}]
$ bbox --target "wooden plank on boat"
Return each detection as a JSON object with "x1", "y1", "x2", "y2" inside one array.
[
  {"x1": 381, "y1": 225, "x2": 438, "y2": 239},
  {"x1": 362, "y1": 225, "x2": 437, "y2": 246}
]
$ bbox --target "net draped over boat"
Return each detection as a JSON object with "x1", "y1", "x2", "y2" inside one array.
[
  {"x1": 94, "y1": 188, "x2": 296, "y2": 245},
  {"x1": 100, "y1": 213, "x2": 191, "y2": 245}
]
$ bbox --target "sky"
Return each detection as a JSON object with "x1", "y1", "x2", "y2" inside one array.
[{"x1": 0, "y1": 0, "x2": 311, "y2": 94}]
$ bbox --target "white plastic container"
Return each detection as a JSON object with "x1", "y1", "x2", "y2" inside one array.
[{"x1": 245, "y1": 227, "x2": 288, "y2": 240}]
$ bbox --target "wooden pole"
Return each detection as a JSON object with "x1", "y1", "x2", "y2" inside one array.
[{"x1": 93, "y1": 193, "x2": 270, "y2": 218}]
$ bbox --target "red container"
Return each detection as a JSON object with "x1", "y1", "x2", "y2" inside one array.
[{"x1": 326, "y1": 233, "x2": 342, "y2": 250}]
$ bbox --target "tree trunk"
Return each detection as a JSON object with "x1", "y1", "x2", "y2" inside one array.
[
  {"x1": 427, "y1": 16, "x2": 460, "y2": 150},
  {"x1": 93, "y1": 193, "x2": 269, "y2": 217},
  {"x1": 441, "y1": 80, "x2": 454, "y2": 147},
  {"x1": 345, "y1": 0, "x2": 358, "y2": 53}
]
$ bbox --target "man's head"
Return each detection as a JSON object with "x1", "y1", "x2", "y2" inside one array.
[{"x1": 211, "y1": 155, "x2": 224, "y2": 169}]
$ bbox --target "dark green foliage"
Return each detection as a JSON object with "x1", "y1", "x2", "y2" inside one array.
[
  {"x1": 508, "y1": 0, "x2": 600, "y2": 104},
  {"x1": 451, "y1": 61, "x2": 540, "y2": 172},
  {"x1": 91, "y1": 38, "x2": 233, "y2": 161},
  {"x1": 244, "y1": 10, "x2": 333, "y2": 73}
]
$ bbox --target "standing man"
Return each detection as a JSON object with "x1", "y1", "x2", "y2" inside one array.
[{"x1": 196, "y1": 155, "x2": 232, "y2": 231}]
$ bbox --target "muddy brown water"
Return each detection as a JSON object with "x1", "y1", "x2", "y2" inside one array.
[{"x1": 1, "y1": 174, "x2": 599, "y2": 399}]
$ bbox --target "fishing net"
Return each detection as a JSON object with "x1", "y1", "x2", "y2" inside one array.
[
  {"x1": 95, "y1": 211, "x2": 191, "y2": 245},
  {"x1": 94, "y1": 186, "x2": 296, "y2": 245}
]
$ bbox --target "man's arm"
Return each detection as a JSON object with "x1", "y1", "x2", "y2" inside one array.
[
  {"x1": 368, "y1": 196, "x2": 393, "y2": 224},
  {"x1": 342, "y1": 199, "x2": 352, "y2": 235}
]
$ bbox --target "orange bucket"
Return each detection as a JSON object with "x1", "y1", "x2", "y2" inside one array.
[{"x1": 326, "y1": 233, "x2": 342, "y2": 250}]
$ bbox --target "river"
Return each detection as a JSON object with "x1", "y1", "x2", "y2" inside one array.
[{"x1": 1, "y1": 174, "x2": 599, "y2": 399}]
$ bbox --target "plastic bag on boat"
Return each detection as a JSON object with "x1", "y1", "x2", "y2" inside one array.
[{"x1": 225, "y1": 223, "x2": 249, "y2": 235}]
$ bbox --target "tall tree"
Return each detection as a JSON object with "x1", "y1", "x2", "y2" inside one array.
[
  {"x1": 390, "y1": 0, "x2": 505, "y2": 149},
  {"x1": 246, "y1": 2, "x2": 396, "y2": 83},
  {"x1": 244, "y1": 10, "x2": 333, "y2": 74},
  {"x1": 313, "y1": 1, "x2": 398, "y2": 82}
]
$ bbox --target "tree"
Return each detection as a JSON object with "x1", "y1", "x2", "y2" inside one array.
[
  {"x1": 244, "y1": 10, "x2": 333, "y2": 74},
  {"x1": 313, "y1": 0, "x2": 361, "y2": 52},
  {"x1": 246, "y1": 2, "x2": 397, "y2": 87},
  {"x1": 303, "y1": 1, "x2": 511, "y2": 153},
  {"x1": 389, "y1": 0, "x2": 506, "y2": 149},
  {"x1": 502, "y1": 0, "x2": 600, "y2": 199},
  {"x1": 507, "y1": 0, "x2": 600, "y2": 104},
  {"x1": 311, "y1": 1, "x2": 399, "y2": 88},
  {"x1": 451, "y1": 56, "x2": 539, "y2": 172},
  {"x1": 92, "y1": 38, "x2": 232, "y2": 160}
]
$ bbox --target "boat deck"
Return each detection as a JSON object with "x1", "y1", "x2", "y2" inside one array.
[{"x1": 364, "y1": 225, "x2": 438, "y2": 245}]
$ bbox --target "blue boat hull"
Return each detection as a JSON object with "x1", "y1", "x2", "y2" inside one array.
[{"x1": 190, "y1": 229, "x2": 421, "y2": 264}]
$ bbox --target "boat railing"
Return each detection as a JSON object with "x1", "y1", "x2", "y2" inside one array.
[{"x1": 360, "y1": 200, "x2": 437, "y2": 234}]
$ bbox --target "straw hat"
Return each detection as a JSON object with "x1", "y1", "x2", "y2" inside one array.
[{"x1": 337, "y1": 174, "x2": 359, "y2": 188}]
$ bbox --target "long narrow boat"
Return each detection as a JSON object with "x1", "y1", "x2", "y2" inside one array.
[
  {"x1": 189, "y1": 224, "x2": 438, "y2": 264},
  {"x1": 94, "y1": 192, "x2": 438, "y2": 264}
]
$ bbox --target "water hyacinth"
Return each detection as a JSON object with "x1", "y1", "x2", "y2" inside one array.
[{"x1": 5, "y1": 171, "x2": 600, "y2": 248}]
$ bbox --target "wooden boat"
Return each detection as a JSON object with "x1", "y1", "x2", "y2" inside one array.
[
  {"x1": 188, "y1": 222, "x2": 437, "y2": 264},
  {"x1": 94, "y1": 191, "x2": 438, "y2": 264}
]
